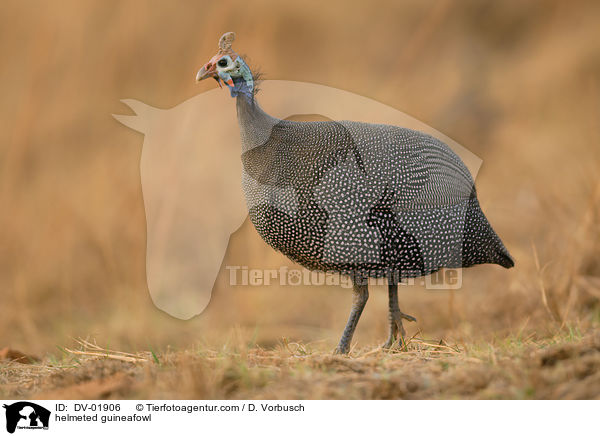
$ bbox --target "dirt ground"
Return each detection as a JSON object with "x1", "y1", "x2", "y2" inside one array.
[
  {"x1": 1, "y1": 0, "x2": 599, "y2": 400},
  {"x1": 1, "y1": 330, "x2": 599, "y2": 400}
]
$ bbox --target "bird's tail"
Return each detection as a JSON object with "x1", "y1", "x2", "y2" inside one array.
[{"x1": 495, "y1": 244, "x2": 515, "y2": 269}]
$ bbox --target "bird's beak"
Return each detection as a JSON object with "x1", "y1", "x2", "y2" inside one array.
[{"x1": 196, "y1": 62, "x2": 217, "y2": 82}]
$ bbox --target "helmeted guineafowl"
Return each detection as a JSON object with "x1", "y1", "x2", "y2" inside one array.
[{"x1": 196, "y1": 32, "x2": 514, "y2": 354}]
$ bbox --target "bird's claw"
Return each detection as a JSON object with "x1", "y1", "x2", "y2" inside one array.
[{"x1": 382, "y1": 309, "x2": 416, "y2": 350}]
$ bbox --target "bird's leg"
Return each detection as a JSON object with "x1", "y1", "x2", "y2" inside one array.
[
  {"x1": 383, "y1": 281, "x2": 417, "y2": 349},
  {"x1": 334, "y1": 281, "x2": 369, "y2": 355}
]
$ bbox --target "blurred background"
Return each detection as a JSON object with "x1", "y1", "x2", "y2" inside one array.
[{"x1": 1, "y1": 0, "x2": 599, "y2": 356}]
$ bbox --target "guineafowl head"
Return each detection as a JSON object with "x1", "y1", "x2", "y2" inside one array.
[{"x1": 196, "y1": 32, "x2": 254, "y2": 98}]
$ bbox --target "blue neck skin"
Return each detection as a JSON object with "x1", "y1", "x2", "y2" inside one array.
[{"x1": 229, "y1": 76, "x2": 254, "y2": 99}]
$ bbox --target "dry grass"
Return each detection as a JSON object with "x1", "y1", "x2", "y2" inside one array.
[
  {"x1": 2, "y1": 330, "x2": 599, "y2": 400},
  {"x1": 1, "y1": 0, "x2": 599, "y2": 399}
]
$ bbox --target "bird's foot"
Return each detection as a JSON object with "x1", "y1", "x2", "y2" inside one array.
[
  {"x1": 333, "y1": 343, "x2": 350, "y2": 355},
  {"x1": 382, "y1": 309, "x2": 417, "y2": 350}
]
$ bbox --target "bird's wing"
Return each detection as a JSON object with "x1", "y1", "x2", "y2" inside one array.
[{"x1": 338, "y1": 121, "x2": 475, "y2": 211}]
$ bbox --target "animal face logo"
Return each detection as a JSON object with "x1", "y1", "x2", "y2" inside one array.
[
  {"x1": 114, "y1": 80, "x2": 481, "y2": 319},
  {"x1": 3, "y1": 402, "x2": 50, "y2": 433}
]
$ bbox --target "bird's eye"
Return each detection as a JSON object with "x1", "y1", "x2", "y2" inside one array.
[{"x1": 217, "y1": 58, "x2": 228, "y2": 67}]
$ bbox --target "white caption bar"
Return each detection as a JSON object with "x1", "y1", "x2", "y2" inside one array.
[{"x1": 0, "y1": 400, "x2": 595, "y2": 435}]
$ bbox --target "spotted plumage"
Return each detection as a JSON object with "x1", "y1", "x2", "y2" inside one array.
[{"x1": 197, "y1": 32, "x2": 514, "y2": 354}]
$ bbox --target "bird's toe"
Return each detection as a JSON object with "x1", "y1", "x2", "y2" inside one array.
[
  {"x1": 400, "y1": 313, "x2": 417, "y2": 323},
  {"x1": 382, "y1": 338, "x2": 395, "y2": 349}
]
